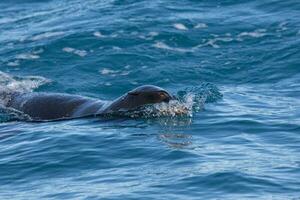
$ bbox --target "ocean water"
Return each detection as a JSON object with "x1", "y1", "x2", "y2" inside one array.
[{"x1": 0, "y1": 0, "x2": 300, "y2": 199}]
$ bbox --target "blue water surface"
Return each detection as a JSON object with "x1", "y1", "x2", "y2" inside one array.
[{"x1": 0, "y1": 0, "x2": 300, "y2": 199}]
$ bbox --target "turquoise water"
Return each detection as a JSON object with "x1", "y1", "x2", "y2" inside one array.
[{"x1": 1, "y1": 0, "x2": 300, "y2": 199}]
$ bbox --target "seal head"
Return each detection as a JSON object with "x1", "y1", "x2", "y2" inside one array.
[{"x1": 102, "y1": 85, "x2": 173, "y2": 113}]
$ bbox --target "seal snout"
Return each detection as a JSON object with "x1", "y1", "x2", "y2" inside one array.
[{"x1": 159, "y1": 91, "x2": 172, "y2": 103}]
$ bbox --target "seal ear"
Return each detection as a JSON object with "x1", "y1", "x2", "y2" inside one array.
[{"x1": 128, "y1": 91, "x2": 139, "y2": 96}]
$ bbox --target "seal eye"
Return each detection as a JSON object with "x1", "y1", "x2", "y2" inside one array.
[
  {"x1": 128, "y1": 91, "x2": 139, "y2": 96},
  {"x1": 159, "y1": 92, "x2": 166, "y2": 98}
]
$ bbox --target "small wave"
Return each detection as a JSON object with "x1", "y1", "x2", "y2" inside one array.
[
  {"x1": 153, "y1": 42, "x2": 193, "y2": 53},
  {"x1": 7, "y1": 60, "x2": 20, "y2": 67},
  {"x1": 139, "y1": 32, "x2": 159, "y2": 40},
  {"x1": 194, "y1": 23, "x2": 208, "y2": 29},
  {"x1": 237, "y1": 29, "x2": 267, "y2": 39},
  {"x1": 31, "y1": 31, "x2": 64, "y2": 41},
  {"x1": 16, "y1": 53, "x2": 40, "y2": 60},
  {"x1": 158, "y1": 132, "x2": 193, "y2": 149},
  {"x1": 93, "y1": 31, "x2": 118, "y2": 38},
  {"x1": 13, "y1": 49, "x2": 44, "y2": 62},
  {"x1": 277, "y1": 22, "x2": 288, "y2": 32},
  {"x1": 100, "y1": 68, "x2": 117, "y2": 75},
  {"x1": 149, "y1": 32, "x2": 159, "y2": 37}
]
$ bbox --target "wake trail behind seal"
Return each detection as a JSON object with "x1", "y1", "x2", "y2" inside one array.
[
  {"x1": 0, "y1": 71, "x2": 50, "y2": 122},
  {"x1": 0, "y1": 71, "x2": 50, "y2": 106}
]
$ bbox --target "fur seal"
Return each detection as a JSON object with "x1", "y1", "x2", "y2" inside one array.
[{"x1": 4, "y1": 85, "x2": 173, "y2": 121}]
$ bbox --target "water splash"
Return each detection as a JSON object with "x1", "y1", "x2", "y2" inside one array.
[
  {"x1": 121, "y1": 83, "x2": 222, "y2": 119},
  {"x1": 0, "y1": 106, "x2": 31, "y2": 122},
  {"x1": 0, "y1": 72, "x2": 50, "y2": 96},
  {"x1": 0, "y1": 71, "x2": 50, "y2": 122}
]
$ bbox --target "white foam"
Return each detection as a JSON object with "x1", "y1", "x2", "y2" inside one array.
[
  {"x1": 7, "y1": 60, "x2": 20, "y2": 67},
  {"x1": 130, "y1": 81, "x2": 138, "y2": 85},
  {"x1": 216, "y1": 37, "x2": 233, "y2": 42},
  {"x1": 130, "y1": 93, "x2": 199, "y2": 118},
  {"x1": 31, "y1": 31, "x2": 64, "y2": 41},
  {"x1": 194, "y1": 23, "x2": 207, "y2": 29},
  {"x1": 74, "y1": 50, "x2": 87, "y2": 57},
  {"x1": 110, "y1": 33, "x2": 118, "y2": 38},
  {"x1": 62, "y1": 47, "x2": 74, "y2": 53},
  {"x1": 173, "y1": 23, "x2": 188, "y2": 31},
  {"x1": 99, "y1": 68, "x2": 130, "y2": 77},
  {"x1": 62, "y1": 47, "x2": 87, "y2": 57},
  {"x1": 238, "y1": 29, "x2": 266, "y2": 38},
  {"x1": 32, "y1": 49, "x2": 44, "y2": 54},
  {"x1": 139, "y1": 32, "x2": 159, "y2": 40},
  {"x1": 278, "y1": 22, "x2": 288, "y2": 31},
  {"x1": 149, "y1": 32, "x2": 159, "y2": 37},
  {"x1": 100, "y1": 68, "x2": 118, "y2": 75},
  {"x1": 16, "y1": 53, "x2": 40, "y2": 60},
  {"x1": 0, "y1": 17, "x2": 15, "y2": 25},
  {"x1": 138, "y1": 35, "x2": 147, "y2": 39},
  {"x1": 153, "y1": 42, "x2": 193, "y2": 53},
  {"x1": 0, "y1": 71, "x2": 50, "y2": 105},
  {"x1": 93, "y1": 31, "x2": 105, "y2": 38},
  {"x1": 202, "y1": 39, "x2": 220, "y2": 49},
  {"x1": 120, "y1": 71, "x2": 130, "y2": 76}
]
